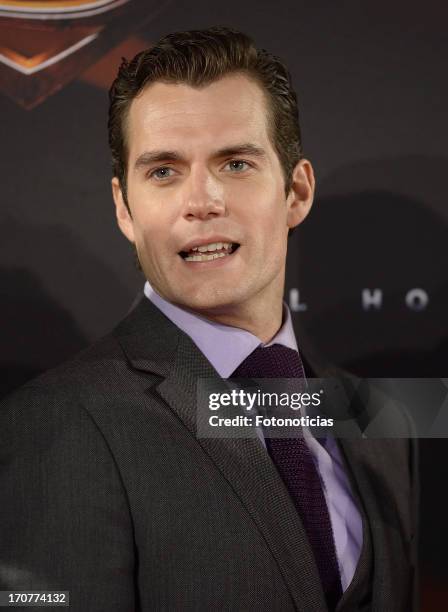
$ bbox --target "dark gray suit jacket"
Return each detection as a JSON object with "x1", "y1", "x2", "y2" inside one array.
[{"x1": 0, "y1": 297, "x2": 418, "y2": 611}]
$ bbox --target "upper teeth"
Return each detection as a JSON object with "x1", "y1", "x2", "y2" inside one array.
[{"x1": 191, "y1": 242, "x2": 231, "y2": 252}]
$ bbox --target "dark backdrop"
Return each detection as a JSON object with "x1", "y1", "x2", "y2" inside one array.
[{"x1": 1, "y1": 1, "x2": 447, "y2": 609}]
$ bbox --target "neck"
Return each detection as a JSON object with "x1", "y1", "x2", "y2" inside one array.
[{"x1": 191, "y1": 289, "x2": 284, "y2": 344}]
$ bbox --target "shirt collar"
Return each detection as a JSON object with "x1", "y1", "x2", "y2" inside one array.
[{"x1": 143, "y1": 281, "x2": 298, "y2": 378}]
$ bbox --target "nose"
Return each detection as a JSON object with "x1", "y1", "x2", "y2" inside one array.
[{"x1": 182, "y1": 168, "x2": 226, "y2": 221}]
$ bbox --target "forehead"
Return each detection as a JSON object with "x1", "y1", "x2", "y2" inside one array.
[{"x1": 126, "y1": 74, "x2": 272, "y2": 158}]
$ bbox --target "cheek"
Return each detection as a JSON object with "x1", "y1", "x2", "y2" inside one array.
[
  {"x1": 133, "y1": 210, "x2": 177, "y2": 268},
  {"x1": 233, "y1": 181, "x2": 283, "y2": 220},
  {"x1": 131, "y1": 217, "x2": 159, "y2": 265},
  {"x1": 259, "y1": 201, "x2": 289, "y2": 241},
  {"x1": 131, "y1": 202, "x2": 163, "y2": 241}
]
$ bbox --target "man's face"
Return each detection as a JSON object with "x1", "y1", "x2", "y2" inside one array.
[{"x1": 113, "y1": 74, "x2": 313, "y2": 319}]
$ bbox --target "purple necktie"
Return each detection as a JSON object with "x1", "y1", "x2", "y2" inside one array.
[{"x1": 231, "y1": 344, "x2": 342, "y2": 610}]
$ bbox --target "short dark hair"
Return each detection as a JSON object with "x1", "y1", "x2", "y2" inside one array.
[{"x1": 108, "y1": 26, "x2": 303, "y2": 206}]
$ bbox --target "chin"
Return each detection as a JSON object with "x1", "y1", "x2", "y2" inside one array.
[{"x1": 178, "y1": 289, "x2": 242, "y2": 315}]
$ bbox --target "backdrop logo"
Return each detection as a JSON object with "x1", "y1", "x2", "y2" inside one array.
[
  {"x1": 0, "y1": 0, "x2": 168, "y2": 108},
  {"x1": 289, "y1": 288, "x2": 430, "y2": 312},
  {"x1": 0, "y1": 1, "x2": 130, "y2": 20},
  {"x1": 360, "y1": 288, "x2": 429, "y2": 311}
]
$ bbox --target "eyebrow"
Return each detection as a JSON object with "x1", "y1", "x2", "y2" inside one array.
[
  {"x1": 214, "y1": 143, "x2": 267, "y2": 159},
  {"x1": 133, "y1": 143, "x2": 267, "y2": 171}
]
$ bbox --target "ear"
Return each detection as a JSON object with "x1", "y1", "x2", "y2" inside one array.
[
  {"x1": 286, "y1": 158, "x2": 315, "y2": 230},
  {"x1": 112, "y1": 177, "x2": 135, "y2": 243}
]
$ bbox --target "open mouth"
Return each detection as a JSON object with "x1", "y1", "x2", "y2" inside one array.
[{"x1": 179, "y1": 242, "x2": 240, "y2": 262}]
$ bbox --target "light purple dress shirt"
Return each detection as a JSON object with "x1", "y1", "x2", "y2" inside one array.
[{"x1": 143, "y1": 281, "x2": 363, "y2": 591}]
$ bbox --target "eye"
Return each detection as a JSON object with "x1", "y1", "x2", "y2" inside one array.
[
  {"x1": 225, "y1": 160, "x2": 252, "y2": 172},
  {"x1": 149, "y1": 166, "x2": 175, "y2": 180}
]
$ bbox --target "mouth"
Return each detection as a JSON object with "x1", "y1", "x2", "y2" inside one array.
[{"x1": 179, "y1": 241, "x2": 240, "y2": 262}]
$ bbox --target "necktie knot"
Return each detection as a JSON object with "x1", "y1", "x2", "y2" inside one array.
[{"x1": 231, "y1": 344, "x2": 305, "y2": 380}]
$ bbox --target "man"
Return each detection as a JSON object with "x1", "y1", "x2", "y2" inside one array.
[{"x1": 0, "y1": 27, "x2": 418, "y2": 611}]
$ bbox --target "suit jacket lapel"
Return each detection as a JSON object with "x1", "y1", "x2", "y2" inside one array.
[
  {"x1": 338, "y1": 432, "x2": 412, "y2": 611},
  {"x1": 115, "y1": 297, "x2": 328, "y2": 612}
]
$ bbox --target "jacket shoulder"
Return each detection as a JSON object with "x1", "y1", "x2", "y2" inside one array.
[{"x1": 2, "y1": 327, "x2": 149, "y2": 407}]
